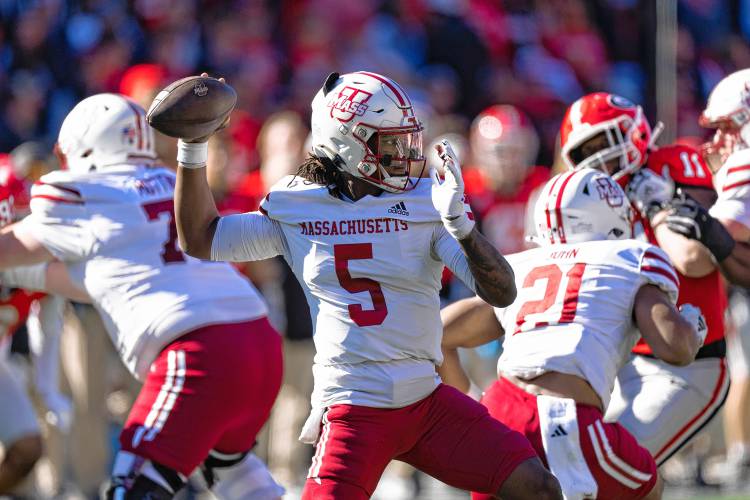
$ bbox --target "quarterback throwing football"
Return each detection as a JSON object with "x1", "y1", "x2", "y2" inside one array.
[{"x1": 175, "y1": 71, "x2": 561, "y2": 500}]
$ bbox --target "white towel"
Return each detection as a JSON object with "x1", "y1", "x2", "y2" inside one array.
[
  {"x1": 537, "y1": 395, "x2": 598, "y2": 500},
  {"x1": 299, "y1": 406, "x2": 326, "y2": 444}
]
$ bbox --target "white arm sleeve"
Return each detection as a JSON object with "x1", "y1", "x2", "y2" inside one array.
[
  {"x1": 1, "y1": 263, "x2": 48, "y2": 291},
  {"x1": 431, "y1": 224, "x2": 477, "y2": 293},
  {"x1": 211, "y1": 212, "x2": 287, "y2": 262}
]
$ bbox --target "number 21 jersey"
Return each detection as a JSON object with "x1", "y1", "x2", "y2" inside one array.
[{"x1": 494, "y1": 239, "x2": 679, "y2": 409}]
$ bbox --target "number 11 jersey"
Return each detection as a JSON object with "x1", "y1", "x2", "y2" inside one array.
[{"x1": 494, "y1": 239, "x2": 679, "y2": 410}]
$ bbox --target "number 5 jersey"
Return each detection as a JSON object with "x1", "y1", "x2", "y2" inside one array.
[
  {"x1": 211, "y1": 175, "x2": 478, "y2": 409},
  {"x1": 494, "y1": 239, "x2": 679, "y2": 410},
  {"x1": 18, "y1": 165, "x2": 268, "y2": 380}
]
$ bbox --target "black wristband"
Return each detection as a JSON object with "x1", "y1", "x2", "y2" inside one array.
[{"x1": 703, "y1": 215, "x2": 736, "y2": 262}]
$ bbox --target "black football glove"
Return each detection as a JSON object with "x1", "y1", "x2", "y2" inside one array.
[{"x1": 665, "y1": 189, "x2": 736, "y2": 262}]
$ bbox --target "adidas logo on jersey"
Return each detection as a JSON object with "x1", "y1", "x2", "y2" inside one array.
[
  {"x1": 550, "y1": 425, "x2": 568, "y2": 438},
  {"x1": 388, "y1": 201, "x2": 409, "y2": 216}
]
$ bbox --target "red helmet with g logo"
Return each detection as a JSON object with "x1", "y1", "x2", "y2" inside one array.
[{"x1": 560, "y1": 93, "x2": 653, "y2": 180}]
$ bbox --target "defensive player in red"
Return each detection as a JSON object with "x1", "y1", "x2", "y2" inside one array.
[
  {"x1": 558, "y1": 92, "x2": 730, "y2": 465},
  {"x1": 0, "y1": 174, "x2": 46, "y2": 494},
  {"x1": 463, "y1": 105, "x2": 549, "y2": 255}
]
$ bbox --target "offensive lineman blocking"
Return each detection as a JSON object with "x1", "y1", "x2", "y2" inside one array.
[{"x1": 0, "y1": 94, "x2": 285, "y2": 499}]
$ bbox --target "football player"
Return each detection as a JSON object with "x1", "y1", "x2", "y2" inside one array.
[
  {"x1": 558, "y1": 93, "x2": 730, "y2": 465},
  {"x1": 0, "y1": 178, "x2": 43, "y2": 492},
  {"x1": 665, "y1": 68, "x2": 750, "y2": 481},
  {"x1": 463, "y1": 105, "x2": 549, "y2": 255},
  {"x1": 0, "y1": 94, "x2": 285, "y2": 500},
  {"x1": 439, "y1": 169, "x2": 706, "y2": 500},
  {"x1": 174, "y1": 71, "x2": 562, "y2": 500}
]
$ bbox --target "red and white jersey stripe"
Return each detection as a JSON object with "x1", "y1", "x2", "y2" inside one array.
[
  {"x1": 31, "y1": 180, "x2": 84, "y2": 205},
  {"x1": 639, "y1": 246, "x2": 680, "y2": 302},
  {"x1": 586, "y1": 420, "x2": 653, "y2": 490}
]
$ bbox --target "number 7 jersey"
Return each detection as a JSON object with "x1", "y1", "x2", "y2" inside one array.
[
  {"x1": 19, "y1": 165, "x2": 268, "y2": 380},
  {"x1": 494, "y1": 239, "x2": 679, "y2": 410}
]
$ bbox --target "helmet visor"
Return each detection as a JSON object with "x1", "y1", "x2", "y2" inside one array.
[{"x1": 375, "y1": 129, "x2": 425, "y2": 174}]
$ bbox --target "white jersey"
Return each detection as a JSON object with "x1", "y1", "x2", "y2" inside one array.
[
  {"x1": 211, "y1": 175, "x2": 476, "y2": 408},
  {"x1": 494, "y1": 240, "x2": 679, "y2": 410},
  {"x1": 710, "y1": 148, "x2": 750, "y2": 232},
  {"x1": 20, "y1": 165, "x2": 268, "y2": 380}
]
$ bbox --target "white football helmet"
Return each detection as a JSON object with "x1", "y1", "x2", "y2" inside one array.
[
  {"x1": 533, "y1": 169, "x2": 632, "y2": 245},
  {"x1": 310, "y1": 71, "x2": 426, "y2": 193},
  {"x1": 700, "y1": 69, "x2": 750, "y2": 170},
  {"x1": 56, "y1": 93, "x2": 157, "y2": 173}
]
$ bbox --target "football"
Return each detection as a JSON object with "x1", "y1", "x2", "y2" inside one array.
[{"x1": 146, "y1": 75, "x2": 237, "y2": 140}]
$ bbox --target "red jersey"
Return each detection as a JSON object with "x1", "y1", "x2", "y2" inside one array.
[
  {"x1": 464, "y1": 166, "x2": 550, "y2": 254},
  {"x1": 0, "y1": 158, "x2": 45, "y2": 339},
  {"x1": 0, "y1": 155, "x2": 30, "y2": 217},
  {"x1": 631, "y1": 144, "x2": 727, "y2": 354},
  {"x1": 0, "y1": 289, "x2": 45, "y2": 340}
]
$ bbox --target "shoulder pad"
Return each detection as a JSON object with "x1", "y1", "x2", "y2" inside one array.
[
  {"x1": 637, "y1": 243, "x2": 679, "y2": 303},
  {"x1": 32, "y1": 172, "x2": 85, "y2": 206}
]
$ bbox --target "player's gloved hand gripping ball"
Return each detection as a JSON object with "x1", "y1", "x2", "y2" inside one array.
[
  {"x1": 147, "y1": 73, "x2": 236, "y2": 167},
  {"x1": 430, "y1": 139, "x2": 475, "y2": 240}
]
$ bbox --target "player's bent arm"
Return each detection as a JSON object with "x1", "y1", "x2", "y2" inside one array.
[
  {"x1": 441, "y1": 296, "x2": 504, "y2": 349},
  {"x1": 0, "y1": 224, "x2": 55, "y2": 269},
  {"x1": 174, "y1": 165, "x2": 221, "y2": 259},
  {"x1": 438, "y1": 296, "x2": 504, "y2": 394},
  {"x1": 652, "y1": 220, "x2": 715, "y2": 278},
  {"x1": 457, "y1": 227, "x2": 517, "y2": 307},
  {"x1": 2, "y1": 262, "x2": 90, "y2": 303},
  {"x1": 44, "y1": 262, "x2": 91, "y2": 303},
  {"x1": 438, "y1": 346, "x2": 472, "y2": 394},
  {"x1": 634, "y1": 284, "x2": 700, "y2": 366}
]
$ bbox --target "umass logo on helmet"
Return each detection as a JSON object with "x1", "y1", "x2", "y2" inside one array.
[{"x1": 328, "y1": 86, "x2": 373, "y2": 122}]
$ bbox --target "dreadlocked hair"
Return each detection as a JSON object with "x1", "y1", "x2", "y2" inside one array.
[{"x1": 292, "y1": 154, "x2": 347, "y2": 199}]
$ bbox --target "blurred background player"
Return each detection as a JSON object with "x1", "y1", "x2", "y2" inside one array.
[
  {"x1": 463, "y1": 105, "x2": 548, "y2": 256},
  {"x1": 439, "y1": 169, "x2": 706, "y2": 500},
  {"x1": 0, "y1": 93, "x2": 285, "y2": 500},
  {"x1": 0, "y1": 174, "x2": 44, "y2": 495},
  {"x1": 557, "y1": 92, "x2": 730, "y2": 470}
]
